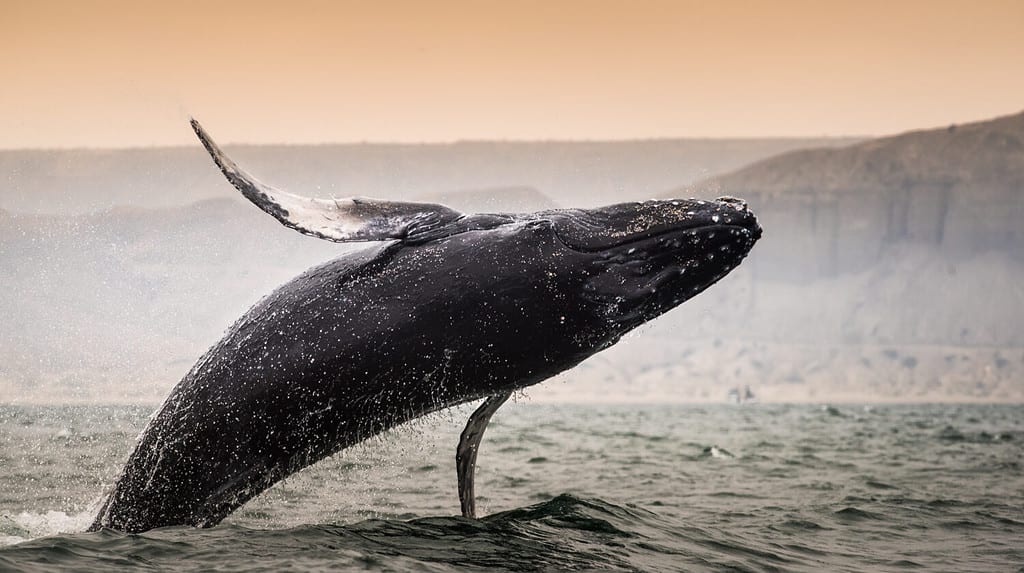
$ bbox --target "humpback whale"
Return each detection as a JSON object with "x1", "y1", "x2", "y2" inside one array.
[{"x1": 89, "y1": 120, "x2": 761, "y2": 533}]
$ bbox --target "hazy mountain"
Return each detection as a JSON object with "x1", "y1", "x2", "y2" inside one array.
[
  {"x1": 693, "y1": 110, "x2": 1024, "y2": 267},
  {"x1": 414, "y1": 186, "x2": 559, "y2": 212},
  {"x1": 0, "y1": 137, "x2": 859, "y2": 215},
  {"x1": 635, "y1": 111, "x2": 1024, "y2": 403},
  {"x1": 702, "y1": 110, "x2": 1024, "y2": 196}
]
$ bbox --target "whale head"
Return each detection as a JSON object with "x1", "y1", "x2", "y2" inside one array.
[{"x1": 547, "y1": 197, "x2": 761, "y2": 328}]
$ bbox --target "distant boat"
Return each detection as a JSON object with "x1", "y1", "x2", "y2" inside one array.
[
  {"x1": 743, "y1": 385, "x2": 758, "y2": 404},
  {"x1": 727, "y1": 385, "x2": 758, "y2": 405}
]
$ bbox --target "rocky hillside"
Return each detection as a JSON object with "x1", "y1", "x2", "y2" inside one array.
[
  {"x1": 690, "y1": 110, "x2": 1024, "y2": 276},
  {"x1": 636, "y1": 111, "x2": 1024, "y2": 402},
  {"x1": 414, "y1": 186, "x2": 559, "y2": 212},
  {"x1": 709, "y1": 111, "x2": 1024, "y2": 195},
  {"x1": 0, "y1": 137, "x2": 858, "y2": 215}
]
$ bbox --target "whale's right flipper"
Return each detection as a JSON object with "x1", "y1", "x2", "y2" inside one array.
[{"x1": 456, "y1": 392, "x2": 512, "y2": 518}]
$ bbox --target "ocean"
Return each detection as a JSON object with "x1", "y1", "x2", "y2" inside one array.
[{"x1": 1, "y1": 402, "x2": 1021, "y2": 572}]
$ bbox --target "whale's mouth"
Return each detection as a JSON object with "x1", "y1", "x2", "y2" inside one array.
[
  {"x1": 592, "y1": 222, "x2": 758, "y2": 263},
  {"x1": 591, "y1": 222, "x2": 758, "y2": 285}
]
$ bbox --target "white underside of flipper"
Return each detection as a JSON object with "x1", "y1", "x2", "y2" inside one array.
[{"x1": 190, "y1": 119, "x2": 462, "y2": 243}]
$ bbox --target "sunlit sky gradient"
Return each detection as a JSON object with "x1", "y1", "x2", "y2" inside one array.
[{"x1": 2, "y1": 0, "x2": 1022, "y2": 148}]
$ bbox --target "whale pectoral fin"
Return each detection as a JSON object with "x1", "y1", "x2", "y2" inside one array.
[
  {"x1": 456, "y1": 392, "x2": 512, "y2": 519},
  {"x1": 190, "y1": 119, "x2": 463, "y2": 243}
]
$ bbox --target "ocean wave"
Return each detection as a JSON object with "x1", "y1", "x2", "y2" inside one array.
[{"x1": 0, "y1": 496, "x2": 677, "y2": 572}]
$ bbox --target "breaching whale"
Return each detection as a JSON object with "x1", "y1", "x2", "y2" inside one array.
[{"x1": 88, "y1": 120, "x2": 761, "y2": 533}]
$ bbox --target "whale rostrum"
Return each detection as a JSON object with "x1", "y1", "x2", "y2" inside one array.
[{"x1": 88, "y1": 120, "x2": 761, "y2": 533}]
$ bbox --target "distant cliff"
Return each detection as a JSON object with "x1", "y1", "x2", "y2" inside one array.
[
  {"x1": 625, "y1": 111, "x2": 1024, "y2": 402},
  {"x1": 687, "y1": 110, "x2": 1024, "y2": 279},
  {"x1": 414, "y1": 186, "x2": 559, "y2": 212},
  {"x1": 0, "y1": 137, "x2": 858, "y2": 215}
]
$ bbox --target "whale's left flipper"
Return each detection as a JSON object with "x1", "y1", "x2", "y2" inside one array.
[
  {"x1": 190, "y1": 118, "x2": 462, "y2": 243},
  {"x1": 456, "y1": 392, "x2": 512, "y2": 518}
]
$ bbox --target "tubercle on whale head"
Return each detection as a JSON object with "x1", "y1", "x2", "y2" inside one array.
[{"x1": 548, "y1": 197, "x2": 760, "y2": 251}]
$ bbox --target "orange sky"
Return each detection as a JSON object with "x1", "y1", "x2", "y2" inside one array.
[{"x1": 2, "y1": 0, "x2": 1022, "y2": 148}]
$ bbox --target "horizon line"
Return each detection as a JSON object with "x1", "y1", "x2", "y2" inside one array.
[{"x1": 0, "y1": 132, "x2": 872, "y2": 153}]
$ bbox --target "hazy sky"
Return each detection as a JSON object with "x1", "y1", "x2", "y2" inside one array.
[{"x1": 2, "y1": 0, "x2": 1022, "y2": 148}]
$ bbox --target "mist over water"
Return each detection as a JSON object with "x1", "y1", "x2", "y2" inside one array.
[
  {"x1": 2, "y1": 403, "x2": 1021, "y2": 571},
  {"x1": 4, "y1": 113, "x2": 1023, "y2": 406}
]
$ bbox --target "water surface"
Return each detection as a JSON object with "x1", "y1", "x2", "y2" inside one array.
[{"x1": 1, "y1": 403, "x2": 1021, "y2": 571}]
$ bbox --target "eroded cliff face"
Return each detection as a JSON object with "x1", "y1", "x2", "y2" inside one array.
[
  {"x1": 625, "y1": 111, "x2": 1024, "y2": 401},
  {"x1": 727, "y1": 186, "x2": 1023, "y2": 284},
  {"x1": 703, "y1": 110, "x2": 1024, "y2": 281}
]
